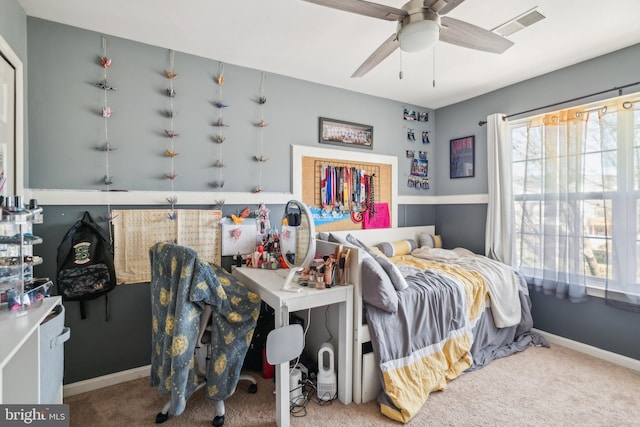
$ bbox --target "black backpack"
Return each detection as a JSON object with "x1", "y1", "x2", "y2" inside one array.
[{"x1": 56, "y1": 211, "x2": 117, "y2": 320}]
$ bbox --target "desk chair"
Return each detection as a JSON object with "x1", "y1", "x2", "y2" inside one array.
[{"x1": 149, "y1": 242, "x2": 260, "y2": 426}]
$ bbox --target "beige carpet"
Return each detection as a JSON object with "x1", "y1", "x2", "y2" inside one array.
[{"x1": 65, "y1": 344, "x2": 640, "y2": 426}]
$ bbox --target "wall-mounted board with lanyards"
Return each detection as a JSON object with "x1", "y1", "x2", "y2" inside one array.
[{"x1": 300, "y1": 156, "x2": 392, "y2": 232}]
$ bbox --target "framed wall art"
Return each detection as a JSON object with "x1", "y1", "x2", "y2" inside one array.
[
  {"x1": 319, "y1": 117, "x2": 373, "y2": 150},
  {"x1": 450, "y1": 135, "x2": 475, "y2": 179}
]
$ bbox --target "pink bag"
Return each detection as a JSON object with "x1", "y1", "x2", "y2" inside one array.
[{"x1": 363, "y1": 202, "x2": 390, "y2": 229}]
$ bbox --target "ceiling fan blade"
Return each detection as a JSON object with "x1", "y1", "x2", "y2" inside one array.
[
  {"x1": 351, "y1": 34, "x2": 400, "y2": 77},
  {"x1": 302, "y1": 0, "x2": 407, "y2": 21},
  {"x1": 423, "y1": 0, "x2": 466, "y2": 15},
  {"x1": 439, "y1": 16, "x2": 514, "y2": 54}
]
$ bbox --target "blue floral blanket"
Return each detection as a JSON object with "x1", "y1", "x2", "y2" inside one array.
[{"x1": 149, "y1": 242, "x2": 260, "y2": 415}]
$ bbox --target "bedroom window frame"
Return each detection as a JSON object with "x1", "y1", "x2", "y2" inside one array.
[{"x1": 509, "y1": 96, "x2": 640, "y2": 300}]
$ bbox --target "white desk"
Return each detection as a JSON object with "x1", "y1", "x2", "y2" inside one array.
[{"x1": 232, "y1": 267, "x2": 353, "y2": 427}]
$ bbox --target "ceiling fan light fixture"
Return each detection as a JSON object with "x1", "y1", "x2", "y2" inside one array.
[{"x1": 397, "y1": 19, "x2": 440, "y2": 52}]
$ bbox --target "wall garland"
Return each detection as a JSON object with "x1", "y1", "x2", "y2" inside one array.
[
  {"x1": 253, "y1": 71, "x2": 268, "y2": 193},
  {"x1": 164, "y1": 49, "x2": 178, "y2": 220},
  {"x1": 96, "y1": 35, "x2": 116, "y2": 230},
  {"x1": 211, "y1": 61, "x2": 227, "y2": 189}
]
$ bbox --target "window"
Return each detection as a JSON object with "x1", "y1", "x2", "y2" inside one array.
[{"x1": 511, "y1": 96, "x2": 640, "y2": 303}]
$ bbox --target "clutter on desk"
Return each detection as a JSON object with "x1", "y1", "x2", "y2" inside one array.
[
  {"x1": 245, "y1": 228, "x2": 283, "y2": 270},
  {"x1": 296, "y1": 244, "x2": 352, "y2": 289}
]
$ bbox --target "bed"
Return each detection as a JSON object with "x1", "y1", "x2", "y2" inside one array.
[{"x1": 316, "y1": 225, "x2": 546, "y2": 423}]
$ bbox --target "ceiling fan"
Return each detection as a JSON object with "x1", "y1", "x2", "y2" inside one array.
[{"x1": 302, "y1": 0, "x2": 514, "y2": 77}]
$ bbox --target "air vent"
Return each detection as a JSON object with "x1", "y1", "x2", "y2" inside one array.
[{"x1": 492, "y1": 7, "x2": 546, "y2": 38}]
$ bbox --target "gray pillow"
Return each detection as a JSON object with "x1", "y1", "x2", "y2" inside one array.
[
  {"x1": 361, "y1": 257, "x2": 398, "y2": 313},
  {"x1": 373, "y1": 253, "x2": 409, "y2": 291},
  {"x1": 376, "y1": 239, "x2": 417, "y2": 257},
  {"x1": 328, "y1": 232, "x2": 350, "y2": 246},
  {"x1": 317, "y1": 232, "x2": 330, "y2": 241},
  {"x1": 418, "y1": 232, "x2": 442, "y2": 248},
  {"x1": 346, "y1": 234, "x2": 409, "y2": 291}
]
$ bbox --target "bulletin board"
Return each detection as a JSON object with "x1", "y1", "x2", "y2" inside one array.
[
  {"x1": 111, "y1": 209, "x2": 222, "y2": 284},
  {"x1": 301, "y1": 156, "x2": 392, "y2": 232}
]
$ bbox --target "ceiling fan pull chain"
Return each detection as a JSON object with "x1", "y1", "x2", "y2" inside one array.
[
  {"x1": 432, "y1": 45, "x2": 436, "y2": 88},
  {"x1": 399, "y1": 49, "x2": 403, "y2": 80}
]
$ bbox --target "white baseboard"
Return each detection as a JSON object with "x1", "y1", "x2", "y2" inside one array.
[
  {"x1": 63, "y1": 365, "x2": 151, "y2": 398},
  {"x1": 533, "y1": 329, "x2": 640, "y2": 372}
]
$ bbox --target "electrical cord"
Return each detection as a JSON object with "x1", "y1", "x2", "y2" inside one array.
[
  {"x1": 288, "y1": 299, "x2": 312, "y2": 377},
  {"x1": 324, "y1": 306, "x2": 334, "y2": 343},
  {"x1": 287, "y1": 295, "x2": 338, "y2": 418},
  {"x1": 289, "y1": 378, "x2": 337, "y2": 418}
]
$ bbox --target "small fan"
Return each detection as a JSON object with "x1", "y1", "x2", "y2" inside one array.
[{"x1": 302, "y1": 0, "x2": 514, "y2": 77}]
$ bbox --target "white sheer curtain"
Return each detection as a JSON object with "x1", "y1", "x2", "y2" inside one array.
[
  {"x1": 485, "y1": 113, "x2": 515, "y2": 266},
  {"x1": 512, "y1": 98, "x2": 640, "y2": 309}
]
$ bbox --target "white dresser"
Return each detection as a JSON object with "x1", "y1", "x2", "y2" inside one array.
[{"x1": 0, "y1": 296, "x2": 67, "y2": 404}]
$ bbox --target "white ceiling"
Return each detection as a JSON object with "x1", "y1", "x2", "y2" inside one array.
[{"x1": 18, "y1": 0, "x2": 640, "y2": 109}]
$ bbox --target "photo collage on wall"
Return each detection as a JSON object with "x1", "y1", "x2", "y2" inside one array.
[{"x1": 403, "y1": 107, "x2": 430, "y2": 190}]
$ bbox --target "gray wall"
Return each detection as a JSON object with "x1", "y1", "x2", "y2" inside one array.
[
  {"x1": 0, "y1": 0, "x2": 28, "y2": 177},
  {"x1": 26, "y1": 18, "x2": 435, "y2": 194},
  {"x1": 0, "y1": 0, "x2": 26, "y2": 64},
  {"x1": 434, "y1": 44, "x2": 640, "y2": 360}
]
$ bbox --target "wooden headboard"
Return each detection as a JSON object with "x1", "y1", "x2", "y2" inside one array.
[{"x1": 321, "y1": 225, "x2": 435, "y2": 247}]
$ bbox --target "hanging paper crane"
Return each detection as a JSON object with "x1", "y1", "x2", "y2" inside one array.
[
  {"x1": 96, "y1": 79, "x2": 116, "y2": 90},
  {"x1": 97, "y1": 142, "x2": 117, "y2": 152},
  {"x1": 231, "y1": 207, "x2": 250, "y2": 224}
]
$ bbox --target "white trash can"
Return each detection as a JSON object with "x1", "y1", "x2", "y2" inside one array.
[{"x1": 39, "y1": 303, "x2": 71, "y2": 403}]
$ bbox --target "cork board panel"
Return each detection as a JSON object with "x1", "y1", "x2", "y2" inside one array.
[{"x1": 301, "y1": 156, "x2": 392, "y2": 232}]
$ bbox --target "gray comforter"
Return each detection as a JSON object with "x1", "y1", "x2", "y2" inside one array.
[{"x1": 366, "y1": 255, "x2": 548, "y2": 423}]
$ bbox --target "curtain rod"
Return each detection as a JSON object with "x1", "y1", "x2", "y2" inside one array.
[{"x1": 478, "y1": 80, "x2": 640, "y2": 126}]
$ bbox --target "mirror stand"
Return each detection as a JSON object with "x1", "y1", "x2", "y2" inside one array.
[
  {"x1": 281, "y1": 267, "x2": 303, "y2": 293},
  {"x1": 279, "y1": 200, "x2": 316, "y2": 293}
]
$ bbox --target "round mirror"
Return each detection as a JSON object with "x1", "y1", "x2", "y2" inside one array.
[{"x1": 280, "y1": 200, "x2": 316, "y2": 291}]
